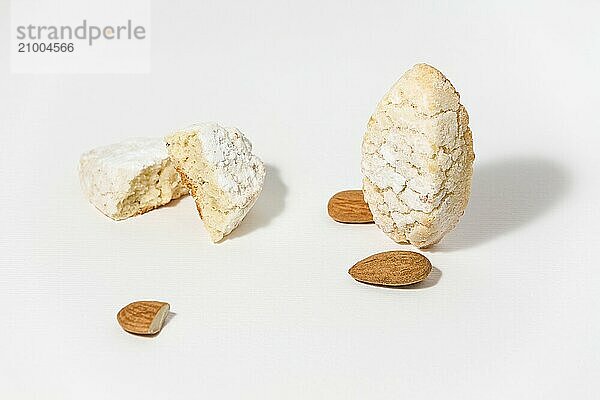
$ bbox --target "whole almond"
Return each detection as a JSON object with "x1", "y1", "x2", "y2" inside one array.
[
  {"x1": 349, "y1": 251, "x2": 432, "y2": 286},
  {"x1": 327, "y1": 190, "x2": 374, "y2": 223},
  {"x1": 117, "y1": 301, "x2": 170, "y2": 335}
]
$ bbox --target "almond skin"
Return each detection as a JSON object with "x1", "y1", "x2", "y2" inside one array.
[
  {"x1": 117, "y1": 301, "x2": 170, "y2": 335},
  {"x1": 349, "y1": 251, "x2": 432, "y2": 286},
  {"x1": 328, "y1": 190, "x2": 374, "y2": 223}
]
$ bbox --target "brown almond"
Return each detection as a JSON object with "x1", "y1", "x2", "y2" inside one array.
[
  {"x1": 117, "y1": 301, "x2": 170, "y2": 335},
  {"x1": 327, "y1": 190, "x2": 374, "y2": 223},
  {"x1": 349, "y1": 251, "x2": 432, "y2": 286}
]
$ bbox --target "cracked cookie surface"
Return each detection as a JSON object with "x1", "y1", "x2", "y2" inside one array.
[{"x1": 361, "y1": 64, "x2": 474, "y2": 248}]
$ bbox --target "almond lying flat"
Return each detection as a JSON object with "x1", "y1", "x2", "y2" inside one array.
[
  {"x1": 349, "y1": 251, "x2": 432, "y2": 286},
  {"x1": 327, "y1": 190, "x2": 374, "y2": 223},
  {"x1": 117, "y1": 301, "x2": 170, "y2": 335}
]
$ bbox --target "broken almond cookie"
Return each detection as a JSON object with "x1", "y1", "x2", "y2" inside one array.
[
  {"x1": 165, "y1": 123, "x2": 266, "y2": 242},
  {"x1": 79, "y1": 138, "x2": 188, "y2": 220},
  {"x1": 361, "y1": 64, "x2": 474, "y2": 248}
]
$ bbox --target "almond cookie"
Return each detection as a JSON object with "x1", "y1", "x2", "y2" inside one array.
[
  {"x1": 165, "y1": 123, "x2": 266, "y2": 242},
  {"x1": 79, "y1": 138, "x2": 188, "y2": 220},
  {"x1": 361, "y1": 64, "x2": 474, "y2": 247}
]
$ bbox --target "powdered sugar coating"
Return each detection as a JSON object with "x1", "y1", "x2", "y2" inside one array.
[
  {"x1": 198, "y1": 123, "x2": 264, "y2": 208},
  {"x1": 361, "y1": 64, "x2": 474, "y2": 248},
  {"x1": 175, "y1": 123, "x2": 265, "y2": 210},
  {"x1": 165, "y1": 123, "x2": 265, "y2": 242},
  {"x1": 79, "y1": 138, "x2": 187, "y2": 220}
]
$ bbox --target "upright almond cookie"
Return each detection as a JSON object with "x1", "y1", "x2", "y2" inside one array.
[{"x1": 361, "y1": 64, "x2": 474, "y2": 248}]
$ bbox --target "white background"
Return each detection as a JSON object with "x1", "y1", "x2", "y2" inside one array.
[{"x1": 1, "y1": 1, "x2": 599, "y2": 399}]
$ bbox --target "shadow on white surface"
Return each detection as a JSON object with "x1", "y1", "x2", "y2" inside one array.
[
  {"x1": 402, "y1": 266, "x2": 441, "y2": 289},
  {"x1": 435, "y1": 157, "x2": 571, "y2": 251},
  {"x1": 163, "y1": 311, "x2": 176, "y2": 328},
  {"x1": 228, "y1": 164, "x2": 287, "y2": 239}
]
